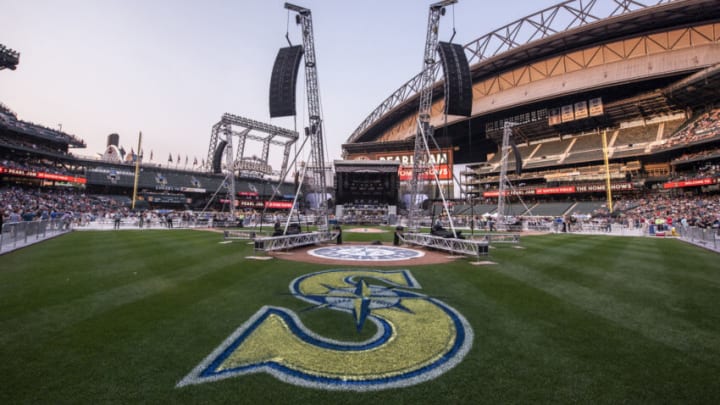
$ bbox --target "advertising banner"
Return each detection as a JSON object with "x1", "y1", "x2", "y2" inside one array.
[
  {"x1": 0, "y1": 165, "x2": 87, "y2": 184},
  {"x1": 663, "y1": 178, "x2": 716, "y2": 189},
  {"x1": 574, "y1": 101, "x2": 588, "y2": 119},
  {"x1": 482, "y1": 182, "x2": 634, "y2": 197},
  {"x1": 589, "y1": 97, "x2": 604, "y2": 116}
]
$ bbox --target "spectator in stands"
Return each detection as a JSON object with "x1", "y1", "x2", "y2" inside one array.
[
  {"x1": 62, "y1": 212, "x2": 73, "y2": 230},
  {"x1": 8, "y1": 210, "x2": 21, "y2": 224}
]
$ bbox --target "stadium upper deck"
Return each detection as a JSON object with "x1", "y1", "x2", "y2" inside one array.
[{"x1": 343, "y1": 0, "x2": 720, "y2": 164}]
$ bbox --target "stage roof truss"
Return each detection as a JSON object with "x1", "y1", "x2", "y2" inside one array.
[{"x1": 205, "y1": 113, "x2": 299, "y2": 179}]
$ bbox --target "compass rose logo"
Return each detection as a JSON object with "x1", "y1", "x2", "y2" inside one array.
[
  {"x1": 308, "y1": 245, "x2": 424, "y2": 261},
  {"x1": 307, "y1": 276, "x2": 414, "y2": 332}
]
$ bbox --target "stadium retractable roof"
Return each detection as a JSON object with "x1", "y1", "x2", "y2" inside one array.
[
  {"x1": 348, "y1": 0, "x2": 720, "y2": 144},
  {"x1": 664, "y1": 64, "x2": 720, "y2": 106}
]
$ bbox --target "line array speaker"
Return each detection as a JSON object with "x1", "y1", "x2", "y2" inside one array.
[
  {"x1": 437, "y1": 42, "x2": 472, "y2": 117},
  {"x1": 212, "y1": 140, "x2": 228, "y2": 174},
  {"x1": 509, "y1": 138, "x2": 523, "y2": 176},
  {"x1": 269, "y1": 45, "x2": 304, "y2": 118}
]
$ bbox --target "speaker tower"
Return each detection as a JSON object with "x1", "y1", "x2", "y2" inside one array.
[
  {"x1": 437, "y1": 42, "x2": 472, "y2": 117},
  {"x1": 269, "y1": 45, "x2": 304, "y2": 118},
  {"x1": 212, "y1": 140, "x2": 228, "y2": 174}
]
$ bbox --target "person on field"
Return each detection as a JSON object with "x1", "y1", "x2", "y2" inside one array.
[{"x1": 113, "y1": 212, "x2": 122, "y2": 230}]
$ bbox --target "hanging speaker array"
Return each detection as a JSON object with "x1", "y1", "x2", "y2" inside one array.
[
  {"x1": 269, "y1": 45, "x2": 304, "y2": 118},
  {"x1": 509, "y1": 138, "x2": 523, "y2": 176},
  {"x1": 212, "y1": 140, "x2": 228, "y2": 174},
  {"x1": 437, "y1": 41, "x2": 473, "y2": 117}
]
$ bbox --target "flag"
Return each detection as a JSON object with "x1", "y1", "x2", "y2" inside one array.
[{"x1": 168, "y1": 153, "x2": 173, "y2": 163}]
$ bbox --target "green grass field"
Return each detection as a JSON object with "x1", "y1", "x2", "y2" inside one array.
[{"x1": 1, "y1": 229, "x2": 719, "y2": 403}]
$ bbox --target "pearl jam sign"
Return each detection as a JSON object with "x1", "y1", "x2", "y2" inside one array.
[
  {"x1": 377, "y1": 149, "x2": 453, "y2": 181},
  {"x1": 0, "y1": 166, "x2": 87, "y2": 184}
]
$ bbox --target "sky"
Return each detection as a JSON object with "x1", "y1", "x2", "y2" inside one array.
[{"x1": 1, "y1": 0, "x2": 556, "y2": 170}]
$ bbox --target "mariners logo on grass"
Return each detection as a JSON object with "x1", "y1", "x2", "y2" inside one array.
[{"x1": 177, "y1": 269, "x2": 473, "y2": 391}]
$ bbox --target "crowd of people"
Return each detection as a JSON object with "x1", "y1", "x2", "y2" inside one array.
[
  {"x1": 0, "y1": 185, "x2": 285, "y2": 231},
  {"x1": 669, "y1": 152, "x2": 720, "y2": 181},
  {"x1": 1, "y1": 186, "x2": 113, "y2": 226},
  {"x1": 1, "y1": 156, "x2": 82, "y2": 176},
  {"x1": 0, "y1": 108, "x2": 85, "y2": 148},
  {"x1": 615, "y1": 194, "x2": 720, "y2": 230},
  {"x1": 662, "y1": 107, "x2": 720, "y2": 148},
  {"x1": 1, "y1": 182, "x2": 718, "y2": 240}
]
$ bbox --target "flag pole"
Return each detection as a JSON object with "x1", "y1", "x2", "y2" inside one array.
[{"x1": 131, "y1": 131, "x2": 143, "y2": 210}]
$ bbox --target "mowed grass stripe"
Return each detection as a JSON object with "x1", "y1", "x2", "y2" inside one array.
[
  {"x1": 0, "y1": 248, "x2": 255, "y2": 346},
  {"x1": 446, "y1": 264, "x2": 707, "y2": 403},
  {"x1": 0, "y1": 231, "x2": 254, "y2": 339},
  {"x1": 532, "y1": 236, "x2": 686, "y2": 302},
  {"x1": 0, "y1": 231, "x2": 231, "y2": 318},
  {"x1": 0, "y1": 231, "x2": 295, "y2": 401},
  {"x1": 359, "y1": 240, "x2": 719, "y2": 403},
  {"x1": 490, "y1": 235, "x2": 720, "y2": 365}
]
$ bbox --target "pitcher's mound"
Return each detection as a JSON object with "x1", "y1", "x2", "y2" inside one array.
[{"x1": 269, "y1": 242, "x2": 460, "y2": 266}]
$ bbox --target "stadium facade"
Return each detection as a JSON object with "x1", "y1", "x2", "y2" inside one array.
[
  {"x1": 342, "y1": 0, "x2": 720, "y2": 204},
  {"x1": 0, "y1": 106, "x2": 296, "y2": 211}
]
